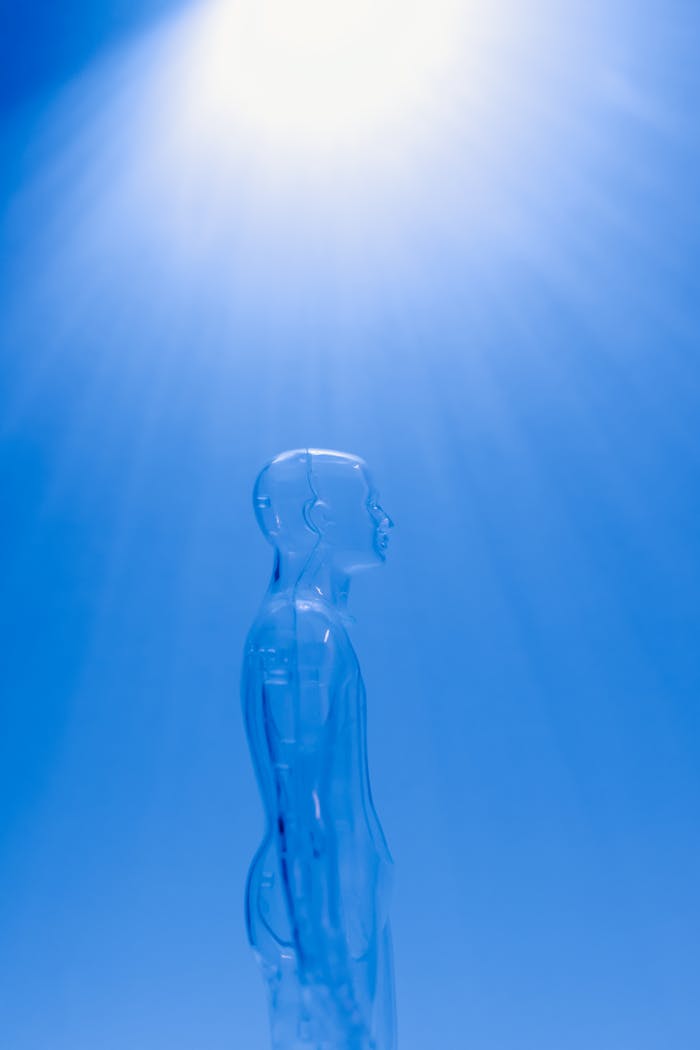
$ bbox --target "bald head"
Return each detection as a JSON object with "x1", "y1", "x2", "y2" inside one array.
[{"x1": 253, "y1": 448, "x2": 392, "y2": 571}]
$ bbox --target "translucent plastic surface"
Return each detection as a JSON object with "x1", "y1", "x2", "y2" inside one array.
[{"x1": 242, "y1": 449, "x2": 396, "y2": 1050}]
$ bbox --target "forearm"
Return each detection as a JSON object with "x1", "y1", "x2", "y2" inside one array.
[
  {"x1": 278, "y1": 819, "x2": 371, "y2": 1039},
  {"x1": 279, "y1": 816, "x2": 347, "y2": 979}
]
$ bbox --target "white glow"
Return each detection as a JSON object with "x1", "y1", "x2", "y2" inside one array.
[{"x1": 175, "y1": 0, "x2": 462, "y2": 159}]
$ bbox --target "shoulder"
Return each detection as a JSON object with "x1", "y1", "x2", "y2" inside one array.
[
  {"x1": 246, "y1": 596, "x2": 353, "y2": 664},
  {"x1": 293, "y1": 597, "x2": 351, "y2": 650}
]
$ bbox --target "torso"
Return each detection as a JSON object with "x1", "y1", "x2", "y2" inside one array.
[{"x1": 243, "y1": 595, "x2": 392, "y2": 966}]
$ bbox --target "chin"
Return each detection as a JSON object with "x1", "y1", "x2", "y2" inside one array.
[{"x1": 345, "y1": 550, "x2": 386, "y2": 573}]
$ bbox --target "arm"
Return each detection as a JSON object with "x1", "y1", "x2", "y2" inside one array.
[{"x1": 258, "y1": 607, "x2": 367, "y2": 1031}]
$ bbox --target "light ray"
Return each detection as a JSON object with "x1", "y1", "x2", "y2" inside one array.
[{"x1": 173, "y1": 0, "x2": 463, "y2": 159}]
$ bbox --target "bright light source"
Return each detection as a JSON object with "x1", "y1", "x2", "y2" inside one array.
[{"x1": 175, "y1": 0, "x2": 462, "y2": 161}]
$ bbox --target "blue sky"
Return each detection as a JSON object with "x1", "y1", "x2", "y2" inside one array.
[{"x1": 1, "y1": 2, "x2": 699, "y2": 1048}]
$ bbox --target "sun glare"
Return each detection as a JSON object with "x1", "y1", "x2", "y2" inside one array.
[{"x1": 175, "y1": 0, "x2": 462, "y2": 160}]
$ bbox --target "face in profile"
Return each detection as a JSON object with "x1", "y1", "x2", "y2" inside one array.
[{"x1": 311, "y1": 459, "x2": 393, "y2": 572}]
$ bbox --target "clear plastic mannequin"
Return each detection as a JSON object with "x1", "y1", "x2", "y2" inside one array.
[{"x1": 242, "y1": 449, "x2": 397, "y2": 1050}]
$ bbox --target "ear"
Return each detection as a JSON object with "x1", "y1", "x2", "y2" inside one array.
[{"x1": 305, "y1": 498, "x2": 333, "y2": 534}]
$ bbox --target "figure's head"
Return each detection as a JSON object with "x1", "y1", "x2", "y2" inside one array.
[{"x1": 253, "y1": 448, "x2": 393, "y2": 572}]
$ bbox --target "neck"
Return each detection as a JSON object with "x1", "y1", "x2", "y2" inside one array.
[{"x1": 268, "y1": 547, "x2": 351, "y2": 610}]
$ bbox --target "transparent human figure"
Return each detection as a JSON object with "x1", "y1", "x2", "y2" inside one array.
[{"x1": 242, "y1": 449, "x2": 397, "y2": 1050}]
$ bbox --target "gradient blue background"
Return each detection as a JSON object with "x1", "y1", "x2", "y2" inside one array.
[{"x1": 1, "y1": 2, "x2": 699, "y2": 1048}]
